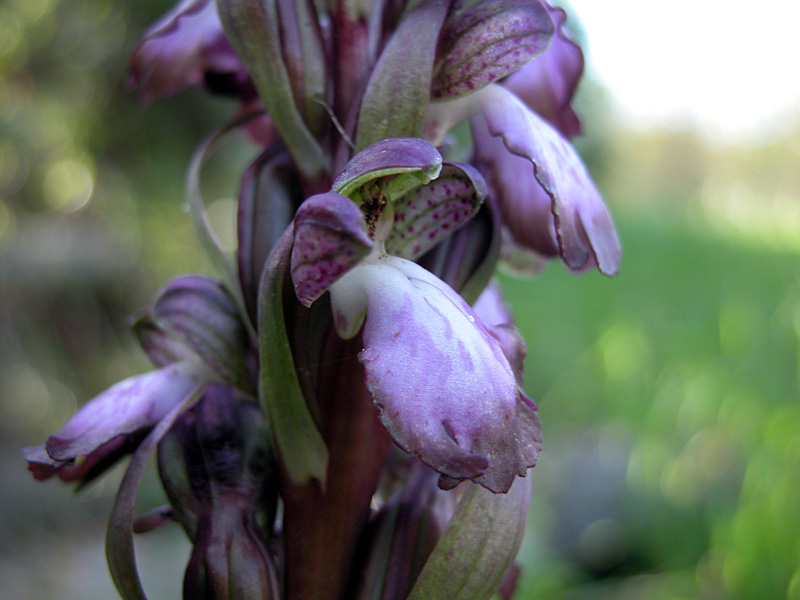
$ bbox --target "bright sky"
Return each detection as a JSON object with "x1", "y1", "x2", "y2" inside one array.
[{"x1": 568, "y1": 0, "x2": 800, "y2": 137}]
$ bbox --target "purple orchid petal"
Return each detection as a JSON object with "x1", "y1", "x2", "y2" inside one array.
[
  {"x1": 474, "y1": 122, "x2": 558, "y2": 257},
  {"x1": 332, "y1": 138, "x2": 443, "y2": 204},
  {"x1": 503, "y1": 2, "x2": 584, "y2": 138},
  {"x1": 432, "y1": 0, "x2": 554, "y2": 101},
  {"x1": 386, "y1": 162, "x2": 485, "y2": 260},
  {"x1": 129, "y1": 0, "x2": 250, "y2": 103},
  {"x1": 291, "y1": 193, "x2": 374, "y2": 307},
  {"x1": 134, "y1": 275, "x2": 255, "y2": 393},
  {"x1": 473, "y1": 84, "x2": 621, "y2": 275},
  {"x1": 329, "y1": 255, "x2": 535, "y2": 493},
  {"x1": 24, "y1": 435, "x2": 132, "y2": 483},
  {"x1": 24, "y1": 362, "x2": 208, "y2": 478}
]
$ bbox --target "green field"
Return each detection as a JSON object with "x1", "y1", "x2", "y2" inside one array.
[{"x1": 504, "y1": 211, "x2": 800, "y2": 599}]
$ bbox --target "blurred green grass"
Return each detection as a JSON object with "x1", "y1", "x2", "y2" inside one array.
[{"x1": 505, "y1": 210, "x2": 800, "y2": 599}]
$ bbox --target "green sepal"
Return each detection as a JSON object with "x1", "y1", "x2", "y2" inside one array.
[
  {"x1": 354, "y1": 0, "x2": 450, "y2": 150},
  {"x1": 407, "y1": 478, "x2": 530, "y2": 600},
  {"x1": 332, "y1": 137, "x2": 443, "y2": 205}
]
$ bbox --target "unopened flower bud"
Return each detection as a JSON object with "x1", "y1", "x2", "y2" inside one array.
[{"x1": 157, "y1": 384, "x2": 280, "y2": 599}]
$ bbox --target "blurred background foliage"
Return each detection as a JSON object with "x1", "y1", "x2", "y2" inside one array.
[{"x1": 1, "y1": 0, "x2": 799, "y2": 599}]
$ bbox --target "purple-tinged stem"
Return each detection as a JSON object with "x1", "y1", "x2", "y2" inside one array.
[{"x1": 282, "y1": 334, "x2": 391, "y2": 600}]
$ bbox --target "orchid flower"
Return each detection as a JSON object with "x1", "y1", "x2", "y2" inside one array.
[
  {"x1": 425, "y1": 2, "x2": 620, "y2": 276},
  {"x1": 24, "y1": 362, "x2": 207, "y2": 483},
  {"x1": 288, "y1": 138, "x2": 541, "y2": 493},
  {"x1": 25, "y1": 275, "x2": 253, "y2": 484}
]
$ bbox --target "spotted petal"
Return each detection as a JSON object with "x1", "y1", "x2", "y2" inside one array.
[
  {"x1": 432, "y1": 0, "x2": 554, "y2": 101},
  {"x1": 290, "y1": 193, "x2": 374, "y2": 307},
  {"x1": 386, "y1": 162, "x2": 486, "y2": 260}
]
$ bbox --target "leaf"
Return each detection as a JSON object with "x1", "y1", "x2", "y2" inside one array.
[
  {"x1": 276, "y1": 0, "x2": 328, "y2": 134},
  {"x1": 257, "y1": 228, "x2": 329, "y2": 485},
  {"x1": 407, "y1": 478, "x2": 531, "y2": 600},
  {"x1": 355, "y1": 0, "x2": 450, "y2": 150},
  {"x1": 217, "y1": 0, "x2": 330, "y2": 177},
  {"x1": 238, "y1": 150, "x2": 302, "y2": 321}
]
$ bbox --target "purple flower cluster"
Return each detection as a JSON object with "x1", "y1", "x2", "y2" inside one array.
[{"x1": 26, "y1": 1, "x2": 620, "y2": 599}]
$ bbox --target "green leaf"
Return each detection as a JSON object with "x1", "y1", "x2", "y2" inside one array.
[
  {"x1": 276, "y1": 0, "x2": 328, "y2": 135},
  {"x1": 217, "y1": 0, "x2": 330, "y2": 178},
  {"x1": 407, "y1": 478, "x2": 530, "y2": 600},
  {"x1": 238, "y1": 151, "x2": 301, "y2": 323},
  {"x1": 257, "y1": 228, "x2": 329, "y2": 485},
  {"x1": 354, "y1": 0, "x2": 450, "y2": 150}
]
